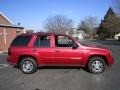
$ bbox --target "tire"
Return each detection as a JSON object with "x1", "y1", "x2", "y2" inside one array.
[
  {"x1": 20, "y1": 57, "x2": 38, "y2": 74},
  {"x1": 87, "y1": 56, "x2": 106, "y2": 74},
  {"x1": 118, "y1": 36, "x2": 120, "y2": 41}
]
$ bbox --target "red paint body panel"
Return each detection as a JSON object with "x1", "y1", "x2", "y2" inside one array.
[
  {"x1": 53, "y1": 47, "x2": 83, "y2": 64},
  {"x1": 7, "y1": 33, "x2": 114, "y2": 67}
]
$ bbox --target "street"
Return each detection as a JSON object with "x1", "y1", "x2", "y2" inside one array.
[{"x1": 0, "y1": 40, "x2": 120, "y2": 90}]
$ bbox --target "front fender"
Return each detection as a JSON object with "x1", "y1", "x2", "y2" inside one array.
[{"x1": 82, "y1": 49, "x2": 108, "y2": 65}]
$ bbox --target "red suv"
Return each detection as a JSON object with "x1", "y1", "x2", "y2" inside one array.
[{"x1": 7, "y1": 32, "x2": 114, "y2": 74}]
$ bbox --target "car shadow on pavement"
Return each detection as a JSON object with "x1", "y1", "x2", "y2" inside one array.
[
  {"x1": 13, "y1": 65, "x2": 90, "y2": 73},
  {"x1": 38, "y1": 66, "x2": 81, "y2": 70},
  {"x1": 38, "y1": 66, "x2": 88, "y2": 73}
]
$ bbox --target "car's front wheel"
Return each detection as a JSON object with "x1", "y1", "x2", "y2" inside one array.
[
  {"x1": 20, "y1": 57, "x2": 38, "y2": 74},
  {"x1": 118, "y1": 36, "x2": 120, "y2": 40},
  {"x1": 88, "y1": 56, "x2": 106, "y2": 74}
]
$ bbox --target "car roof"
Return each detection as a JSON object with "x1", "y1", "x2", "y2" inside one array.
[{"x1": 19, "y1": 32, "x2": 68, "y2": 36}]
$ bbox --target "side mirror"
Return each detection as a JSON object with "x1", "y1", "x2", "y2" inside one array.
[{"x1": 72, "y1": 42, "x2": 78, "y2": 49}]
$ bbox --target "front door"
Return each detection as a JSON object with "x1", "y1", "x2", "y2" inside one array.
[{"x1": 53, "y1": 35, "x2": 83, "y2": 65}]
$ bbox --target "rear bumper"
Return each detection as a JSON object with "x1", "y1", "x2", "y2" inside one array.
[{"x1": 7, "y1": 56, "x2": 17, "y2": 65}]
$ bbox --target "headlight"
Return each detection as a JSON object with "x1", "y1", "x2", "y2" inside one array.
[{"x1": 109, "y1": 51, "x2": 113, "y2": 57}]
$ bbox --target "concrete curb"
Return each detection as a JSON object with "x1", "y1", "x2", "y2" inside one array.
[{"x1": 0, "y1": 50, "x2": 8, "y2": 54}]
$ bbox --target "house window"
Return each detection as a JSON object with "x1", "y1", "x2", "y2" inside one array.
[{"x1": 16, "y1": 31, "x2": 21, "y2": 35}]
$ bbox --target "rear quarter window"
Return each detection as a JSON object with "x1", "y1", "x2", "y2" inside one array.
[{"x1": 11, "y1": 35, "x2": 32, "y2": 46}]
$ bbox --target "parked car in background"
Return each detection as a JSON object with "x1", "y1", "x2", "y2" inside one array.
[
  {"x1": 7, "y1": 32, "x2": 114, "y2": 74},
  {"x1": 114, "y1": 33, "x2": 120, "y2": 40}
]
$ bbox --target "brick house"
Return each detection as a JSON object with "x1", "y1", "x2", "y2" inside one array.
[{"x1": 0, "y1": 12, "x2": 24, "y2": 51}]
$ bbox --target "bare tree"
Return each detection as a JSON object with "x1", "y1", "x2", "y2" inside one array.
[
  {"x1": 44, "y1": 15, "x2": 74, "y2": 33},
  {"x1": 77, "y1": 21, "x2": 89, "y2": 33},
  {"x1": 78, "y1": 16, "x2": 98, "y2": 35}
]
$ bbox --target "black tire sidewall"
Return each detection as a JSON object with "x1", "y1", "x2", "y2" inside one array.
[
  {"x1": 20, "y1": 57, "x2": 38, "y2": 74},
  {"x1": 118, "y1": 36, "x2": 120, "y2": 40},
  {"x1": 88, "y1": 57, "x2": 106, "y2": 74}
]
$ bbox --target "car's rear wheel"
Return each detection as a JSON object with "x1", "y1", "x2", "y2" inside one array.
[
  {"x1": 20, "y1": 57, "x2": 38, "y2": 74},
  {"x1": 88, "y1": 56, "x2": 106, "y2": 74}
]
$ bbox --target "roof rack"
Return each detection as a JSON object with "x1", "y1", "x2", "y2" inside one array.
[{"x1": 37, "y1": 32, "x2": 66, "y2": 35}]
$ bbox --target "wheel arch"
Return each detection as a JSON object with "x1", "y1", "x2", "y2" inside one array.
[
  {"x1": 17, "y1": 55, "x2": 38, "y2": 66},
  {"x1": 87, "y1": 54, "x2": 108, "y2": 66}
]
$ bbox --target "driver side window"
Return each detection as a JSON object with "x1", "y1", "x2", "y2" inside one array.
[{"x1": 55, "y1": 35, "x2": 74, "y2": 47}]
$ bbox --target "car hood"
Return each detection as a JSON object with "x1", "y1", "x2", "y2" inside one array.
[{"x1": 80, "y1": 42, "x2": 108, "y2": 50}]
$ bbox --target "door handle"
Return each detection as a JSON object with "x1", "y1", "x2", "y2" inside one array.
[
  {"x1": 32, "y1": 49, "x2": 36, "y2": 52},
  {"x1": 55, "y1": 50, "x2": 60, "y2": 52}
]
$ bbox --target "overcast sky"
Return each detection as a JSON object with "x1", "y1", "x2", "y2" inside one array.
[{"x1": 0, "y1": 0, "x2": 111, "y2": 31}]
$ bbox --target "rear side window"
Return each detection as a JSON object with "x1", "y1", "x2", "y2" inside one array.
[
  {"x1": 11, "y1": 35, "x2": 32, "y2": 46},
  {"x1": 34, "y1": 35, "x2": 50, "y2": 47}
]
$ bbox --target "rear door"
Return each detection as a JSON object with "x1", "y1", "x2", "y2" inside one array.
[{"x1": 33, "y1": 34, "x2": 55, "y2": 64}]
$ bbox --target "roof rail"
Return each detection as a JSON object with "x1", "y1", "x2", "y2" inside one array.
[{"x1": 37, "y1": 31, "x2": 66, "y2": 35}]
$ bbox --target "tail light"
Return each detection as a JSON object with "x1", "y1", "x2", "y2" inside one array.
[{"x1": 8, "y1": 48, "x2": 11, "y2": 56}]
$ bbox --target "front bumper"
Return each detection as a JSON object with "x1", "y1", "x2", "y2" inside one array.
[{"x1": 107, "y1": 54, "x2": 114, "y2": 66}]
